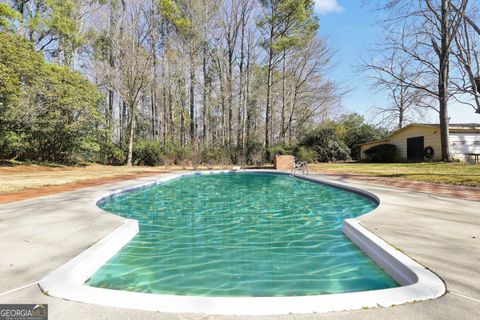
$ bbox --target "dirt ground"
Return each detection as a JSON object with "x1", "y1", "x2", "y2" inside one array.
[
  {"x1": 0, "y1": 164, "x2": 239, "y2": 203},
  {"x1": 2, "y1": 163, "x2": 480, "y2": 204},
  {"x1": 0, "y1": 164, "x2": 167, "y2": 194}
]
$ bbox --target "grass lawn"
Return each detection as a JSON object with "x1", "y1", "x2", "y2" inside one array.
[
  {"x1": 0, "y1": 164, "x2": 169, "y2": 194},
  {"x1": 309, "y1": 162, "x2": 480, "y2": 186},
  {"x1": 1, "y1": 161, "x2": 479, "y2": 196},
  {"x1": 0, "y1": 162, "x2": 250, "y2": 195}
]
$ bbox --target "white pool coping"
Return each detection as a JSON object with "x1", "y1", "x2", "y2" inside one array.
[{"x1": 39, "y1": 170, "x2": 446, "y2": 315}]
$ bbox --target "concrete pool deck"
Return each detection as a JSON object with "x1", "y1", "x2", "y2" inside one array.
[{"x1": 0, "y1": 172, "x2": 478, "y2": 319}]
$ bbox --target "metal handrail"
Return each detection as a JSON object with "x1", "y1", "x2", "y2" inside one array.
[{"x1": 290, "y1": 161, "x2": 309, "y2": 176}]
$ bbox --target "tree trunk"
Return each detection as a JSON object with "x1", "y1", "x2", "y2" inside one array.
[
  {"x1": 228, "y1": 51, "x2": 234, "y2": 145},
  {"x1": 265, "y1": 49, "x2": 273, "y2": 149},
  {"x1": 439, "y1": 0, "x2": 451, "y2": 161},
  {"x1": 162, "y1": 84, "x2": 167, "y2": 144},
  {"x1": 150, "y1": 0, "x2": 158, "y2": 140},
  {"x1": 162, "y1": 21, "x2": 169, "y2": 144},
  {"x1": 126, "y1": 103, "x2": 135, "y2": 166},
  {"x1": 287, "y1": 91, "x2": 297, "y2": 143},
  {"x1": 264, "y1": 9, "x2": 276, "y2": 150},
  {"x1": 244, "y1": 43, "x2": 252, "y2": 150},
  {"x1": 398, "y1": 108, "x2": 404, "y2": 129},
  {"x1": 108, "y1": 2, "x2": 115, "y2": 128},
  {"x1": 168, "y1": 87, "x2": 174, "y2": 139},
  {"x1": 202, "y1": 46, "x2": 208, "y2": 145},
  {"x1": 120, "y1": 100, "x2": 127, "y2": 144},
  {"x1": 219, "y1": 71, "x2": 226, "y2": 145},
  {"x1": 151, "y1": 44, "x2": 158, "y2": 139},
  {"x1": 189, "y1": 52, "x2": 195, "y2": 142},
  {"x1": 180, "y1": 79, "x2": 186, "y2": 147},
  {"x1": 108, "y1": 90, "x2": 114, "y2": 127},
  {"x1": 238, "y1": 29, "x2": 245, "y2": 148},
  {"x1": 280, "y1": 49, "x2": 286, "y2": 143},
  {"x1": 151, "y1": 86, "x2": 156, "y2": 139}
]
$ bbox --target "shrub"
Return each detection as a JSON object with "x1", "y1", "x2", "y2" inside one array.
[
  {"x1": 245, "y1": 141, "x2": 265, "y2": 165},
  {"x1": 162, "y1": 143, "x2": 177, "y2": 166},
  {"x1": 103, "y1": 144, "x2": 126, "y2": 165},
  {"x1": 267, "y1": 144, "x2": 295, "y2": 162},
  {"x1": 162, "y1": 142, "x2": 193, "y2": 167},
  {"x1": 192, "y1": 145, "x2": 202, "y2": 170},
  {"x1": 295, "y1": 147, "x2": 317, "y2": 163},
  {"x1": 202, "y1": 147, "x2": 230, "y2": 167},
  {"x1": 340, "y1": 113, "x2": 388, "y2": 160},
  {"x1": 175, "y1": 146, "x2": 193, "y2": 168},
  {"x1": 268, "y1": 145, "x2": 293, "y2": 156},
  {"x1": 97, "y1": 131, "x2": 125, "y2": 165},
  {"x1": 133, "y1": 139, "x2": 163, "y2": 166},
  {"x1": 0, "y1": 33, "x2": 103, "y2": 164},
  {"x1": 301, "y1": 127, "x2": 351, "y2": 162},
  {"x1": 364, "y1": 144, "x2": 397, "y2": 162},
  {"x1": 0, "y1": 131, "x2": 28, "y2": 160},
  {"x1": 226, "y1": 145, "x2": 243, "y2": 165}
]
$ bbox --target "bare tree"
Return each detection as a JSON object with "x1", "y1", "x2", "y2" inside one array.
[
  {"x1": 115, "y1": 3, "x2": 153, "y2": 165},
  {"x1": 451, "y1": 2, "x2": 480, "y2": 113},
  {"x1": 367, "y1": 0, "x2": 469, "y2": 161},
  {"x1": 237, "y1": 0, "x2": 255, "y2": 149},
  {"x1": 363, "y1": 53, "x2": 433, "y2": 129},
  {"x1": 221, "y1": 0, "x2": 242, "y2": 145},
  {"x1": 80, "y1": 0, "x2": 344, "y2": 165},
  {"x1": 282, "y1": 37, "x2": 341, "y2": 142}
]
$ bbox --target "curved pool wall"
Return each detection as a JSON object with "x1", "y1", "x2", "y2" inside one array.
[
  {"x1": 88, "y1": 172, "x2": 396, "y2": 296},
  {"x1": 39, "y1": 170, "x2": 446, "y2": 315}
]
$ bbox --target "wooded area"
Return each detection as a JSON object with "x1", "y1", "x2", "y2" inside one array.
[
  {"x1": 0, "y1": 0, "x2": 479, "y2": 165},
  {"x1": 1, "y1": 0, "x2": 351, "y2": 165}
]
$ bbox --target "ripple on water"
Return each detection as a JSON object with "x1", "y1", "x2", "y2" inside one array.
[{"x1": 88, "y1": 172, "x2": 397, "y2": 296}]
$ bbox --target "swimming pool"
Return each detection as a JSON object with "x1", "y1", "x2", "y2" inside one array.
[
  {"x1": 39, "y1": 170, "x2": 445, "y2": 315},
  {"x1": 88, "y1": 172, "x2": 397, "y2": 296}
]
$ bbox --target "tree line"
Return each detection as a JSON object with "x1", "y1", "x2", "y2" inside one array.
[
  {"x1": 1, "y1": 0, "x2": 349, "y2": 165},
  {"x1": 1, "y1": 1, "x2": 479, "y2": 165}
]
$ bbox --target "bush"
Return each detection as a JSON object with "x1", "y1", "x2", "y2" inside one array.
[
  {"x1": 295, "y1": 147, "x2": 317, "y2": 163},
  {"x1": 226, "y1": 145, "x2": 243, "y2": 165},
  {"x1": 364, "y1": 144, "x2": 397, "y2": 162},
  {"x1": 268, "y1": 145, "x2": 294, "y2": 156},
  {"x1": 0, "y1": 131, "x2": 28, "y2": 160},
  {"x1": 0, "y1": 33, "x2": 103, "y2": 164},
  {"x1": 267, "y1": 144, "x2": 295, "y2": 162},
  {"x1": 133, "y1": 139, "x2": 163, "y2": 166},
  {"x1": 245, "y1": 141, "x2": 265, "y2": 165},
  {"x1": 162, "y1": 142, "x2": 193, "y2": 167},
  {"x1": 175, "y1": 146, "x2": 193, "y2": 168},
  {"x1": 100, "y1": 143, "x2": 125, "y2": 165},
  {"x1": 301, "y1": 127, "x2": 351, "y2": 162},
  {"x1": 340, "y1": 113, "x2": 388, "y2": 160},
  {"x1": 202, "y1": 147, "x2": 230, "y2": 167},
  {"x1": 162, "y1": 143, "x2": 177, "y2": 166}
]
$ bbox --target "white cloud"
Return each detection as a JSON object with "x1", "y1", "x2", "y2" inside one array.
[{"x1": 314, "y1": 0, "x2": 344, "y2": 15}]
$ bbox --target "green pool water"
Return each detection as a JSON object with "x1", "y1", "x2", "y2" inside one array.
[{"x1": 88, "y1": 172, "x2": 398, "y2": 296}]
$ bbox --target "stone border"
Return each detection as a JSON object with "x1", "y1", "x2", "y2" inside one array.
[{"x1": 39, "y1": 170, "x2": 445, "y2": 315}]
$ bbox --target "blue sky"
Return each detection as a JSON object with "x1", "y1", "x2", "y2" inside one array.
[{"x1": 313, "y1": 0, "x2": 479, "y2": 124}]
